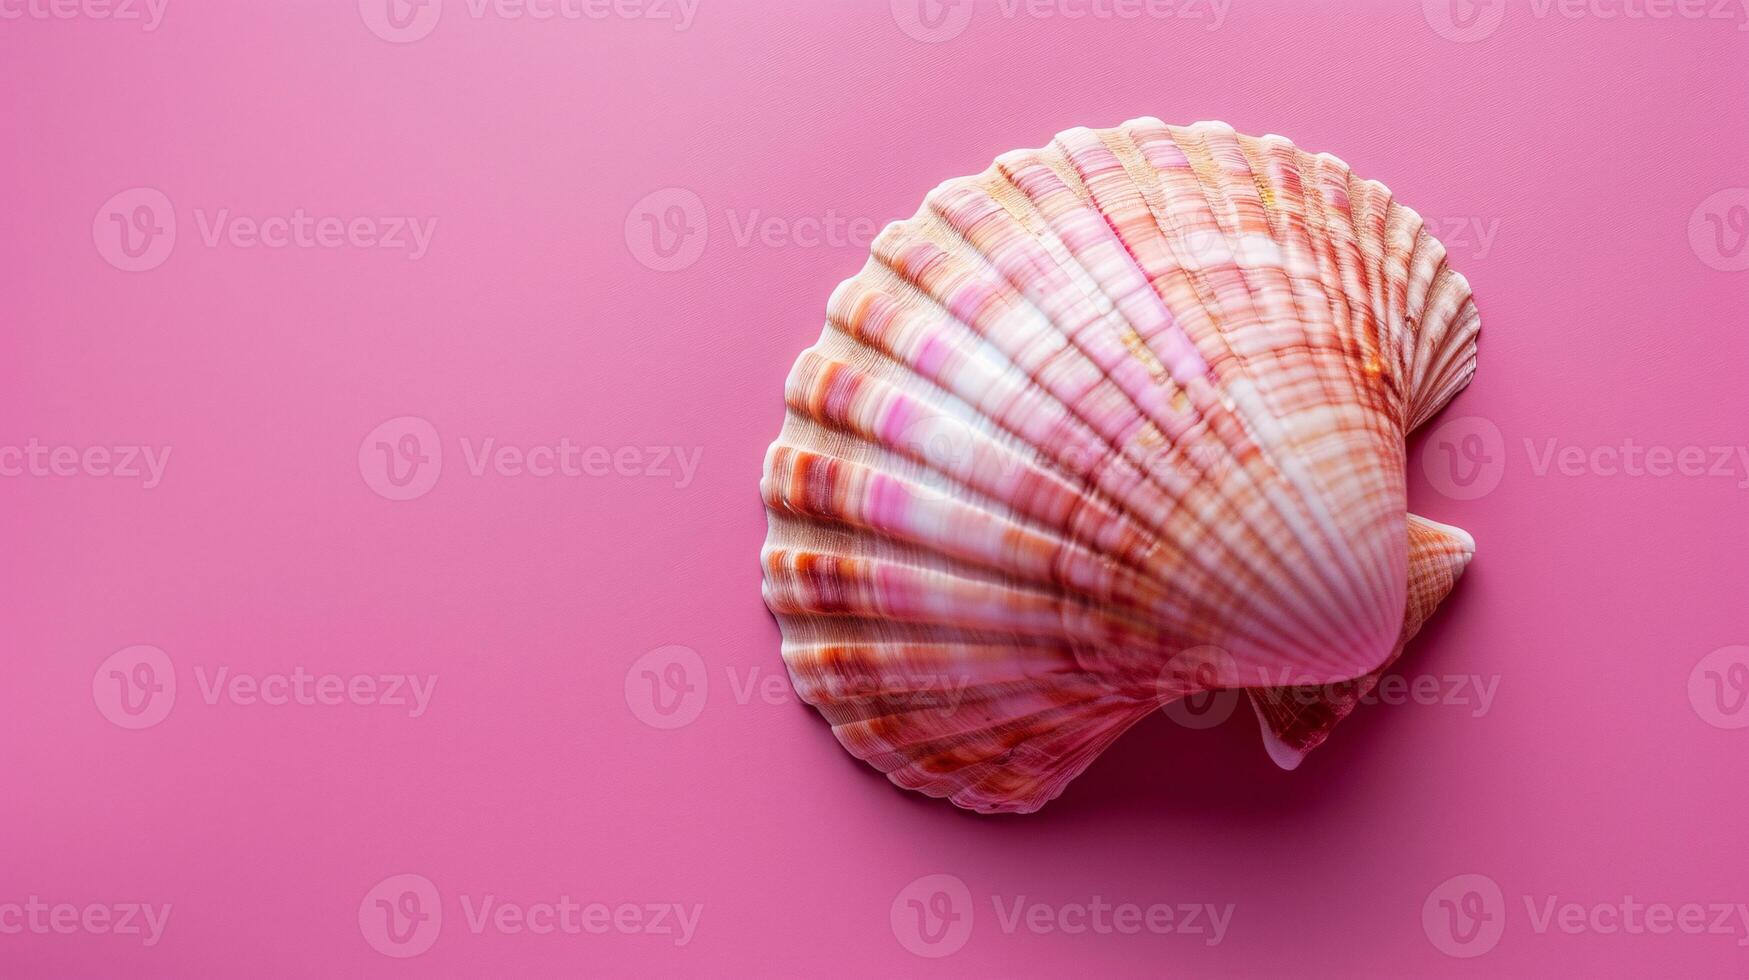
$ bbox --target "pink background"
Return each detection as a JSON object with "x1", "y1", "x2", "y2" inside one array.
[{"x1": 4, "y1": 0, "x2": 1748, "y2": 976}]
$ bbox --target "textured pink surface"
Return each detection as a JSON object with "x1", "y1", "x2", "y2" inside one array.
[{"x1": 3, "y1": 1, "x2": 1747, "y2": 976}]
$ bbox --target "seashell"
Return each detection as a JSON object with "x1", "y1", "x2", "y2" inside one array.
[{"x1": 759, "y1": 119, "x2": 1480, "y2": 813}]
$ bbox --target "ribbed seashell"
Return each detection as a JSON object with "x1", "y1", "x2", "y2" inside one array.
[{"x1": 760, "y1": 119, "x2": 1480, "y2": 813}]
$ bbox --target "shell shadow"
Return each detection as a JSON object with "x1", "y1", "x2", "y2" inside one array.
[{"x1": 842, "y1": 571, "x2": 1483, "y2": 838}]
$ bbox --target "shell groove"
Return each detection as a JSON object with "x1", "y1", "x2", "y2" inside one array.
[{"x1": 760, "y1": 119, "x2": 1479, "y2": 813}]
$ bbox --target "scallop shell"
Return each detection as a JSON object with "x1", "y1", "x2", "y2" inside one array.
[{"x1": 760, "y1": 119, "x2": 1480, "y2": 813}]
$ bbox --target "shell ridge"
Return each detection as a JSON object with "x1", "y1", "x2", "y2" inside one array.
[
  {"x1": 1259, "y1": 145, "x2": 1410, "y2": 664},
  {"x1": 823, "y1": 264, "x2": 1315, "y2": 656},
  {"x1": 1174, "y1": 126, "x2": 1401, "y2": 660},
  {"x1": 763, "y1": 546, "x2": 1200, "y2": 672},
  {"x1": 1144, "y1": 124, "x2": 1397, "y2": 671},
  {"x1": 1237, "y1": 134, "x2": 1407, "y2": 642},
  {"x1": 825, "y1": 254, "x2": 1286, "y2": 633},
  {"x1": 896, "y1": 183, "x2": 1333, "y2": 660},
  {"x1": 986, "y1": 139, "x2": 1384, "y2": 673},
  {"x1": 1136, "y1": 121, "x2": 1388, "y2": 663},
  {"x1": 762, "y1": 441, "x2": 1221, "y2": 632},
  {"x1": 935, "y1": 166, "x2": 1350, "y2": 673}
]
